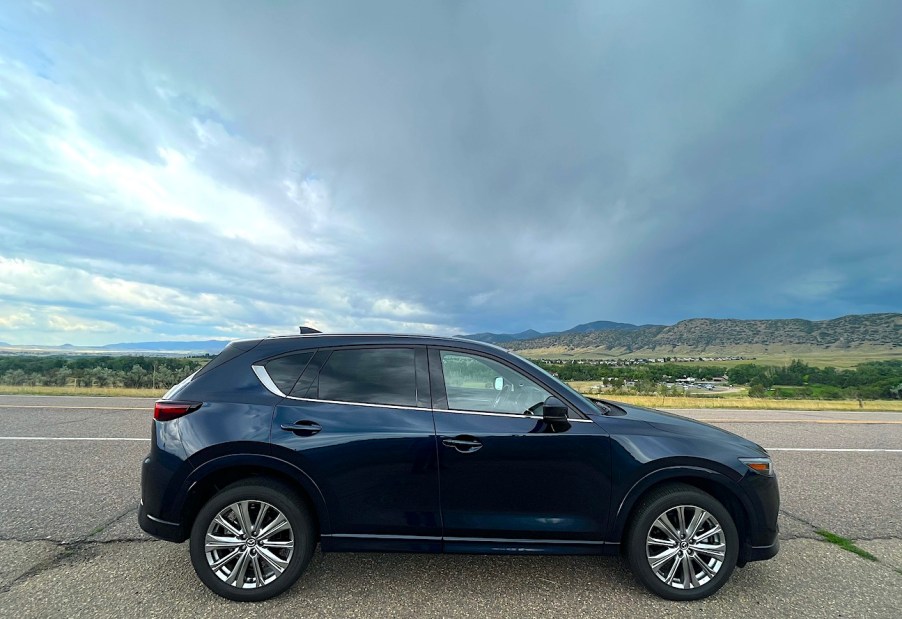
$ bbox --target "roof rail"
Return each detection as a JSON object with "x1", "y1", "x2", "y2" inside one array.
[{"x1": 298, "y1": 326, "x2": 322, "y2": 334}]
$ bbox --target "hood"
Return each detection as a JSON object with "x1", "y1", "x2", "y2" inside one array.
[{"x1": 601, "y1": 400, "x2": 767, "y2": 454}]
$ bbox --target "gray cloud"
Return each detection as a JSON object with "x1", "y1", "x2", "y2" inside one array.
[{"x1": 0, "y1": 1, "x2": 900, "y2": 344}]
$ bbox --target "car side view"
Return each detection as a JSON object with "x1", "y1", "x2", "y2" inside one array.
[{"x1": 139, "y1": 332, "x2": 779, "y2": 602}]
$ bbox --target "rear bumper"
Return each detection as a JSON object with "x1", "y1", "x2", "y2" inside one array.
[{"x1": 138, "y1": 502, "x2": 187, "y2": 542}]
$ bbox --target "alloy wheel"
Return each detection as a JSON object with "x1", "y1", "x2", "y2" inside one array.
[
  {"x1": 204, "y1": 500, "x2": 295, "y2": 589},
  {"x1": 645, "y1": 504, "x2": 725, "y2": 590}
]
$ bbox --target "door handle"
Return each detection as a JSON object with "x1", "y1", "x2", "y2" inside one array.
[
  {"x1": 442, "y1": 435, "x2": 483, "y2": 453},
  {"x1": 280, "y1": 421, "x2": 322, "y2": 436}
]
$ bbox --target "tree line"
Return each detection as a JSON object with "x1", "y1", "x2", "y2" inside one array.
[
  {"x1": 537, "y1": 359, "x2": 902, "y2": 400},
  {"x1": 0, "y1": 356, "x2": 209, "y2": 389}
]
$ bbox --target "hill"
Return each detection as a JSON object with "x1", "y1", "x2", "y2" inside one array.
[
  {"x1": 505, "y1": 313, "x2": 902, "y2": 360},
  {"x1": 459, "y1": 320, "x2": 642, "y2": 343}
]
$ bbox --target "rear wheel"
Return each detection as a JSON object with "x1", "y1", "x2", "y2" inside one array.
[
  {"x1": 189, "y1": 479, "x2": 315, "y2": 601},
  {"x1": 626, "y1": 484, "x2": 739, "y2": 601}
]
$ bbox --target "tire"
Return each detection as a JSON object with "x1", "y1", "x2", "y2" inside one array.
[
  {"x1": 189, "y1": 478, "x2": 316, "y2": 602},
  {"x1": 625, "y1": 483, "x2": 739, "y2": 601}
]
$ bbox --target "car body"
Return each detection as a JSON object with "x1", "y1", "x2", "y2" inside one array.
[{"x1": 139, "y1": 333, "x2": 779, "y2": 601}]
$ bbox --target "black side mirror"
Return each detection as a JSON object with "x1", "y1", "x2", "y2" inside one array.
[{"x1": 542, "y1": 396, "x2": 568, "y2": 421}]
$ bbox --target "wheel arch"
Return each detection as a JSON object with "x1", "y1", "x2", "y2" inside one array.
[
  {"x1": 179, "y1": 454, "x2": 331, "y2": 541},
  {"x1": 612, "y1": 466, "x2": 755, "y2": 563}
]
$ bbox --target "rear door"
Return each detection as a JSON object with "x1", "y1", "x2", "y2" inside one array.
[{"x1": 268, "y1": 345, "x2": 440, "y2": 548}]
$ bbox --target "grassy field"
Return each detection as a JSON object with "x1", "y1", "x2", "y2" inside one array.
[
  {"x1": 519, "y1": 347, "x2": 902, "y2": 369},
  {"x1": 1, "y1": 384, "x2": 901, "y2": 411},
  {"x1": 0, "y1": 385, "x2": 166, "y2": 398}
]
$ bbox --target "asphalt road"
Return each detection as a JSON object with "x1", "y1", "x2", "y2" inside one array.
[{"x1": 0, "y1": 395, "x2": 900, "y2": 618}]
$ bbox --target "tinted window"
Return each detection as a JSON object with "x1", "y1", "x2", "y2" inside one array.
[
  {"x1": 265, "y1": 352, "x2": 314, "y2": 394},
  {"x1": 440, "y1": 350, "x2": 550, "y2": 415},
  {"x1": 318, "y1": 348, "x2": 417, "y2": 407}
]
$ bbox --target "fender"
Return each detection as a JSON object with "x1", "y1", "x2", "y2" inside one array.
[
  {"x1": 181, "y1": 452, "x2": 333, "y2": 535},
  {"x1": 609, "y1": 465, "x2": 756, "y2": 542}
]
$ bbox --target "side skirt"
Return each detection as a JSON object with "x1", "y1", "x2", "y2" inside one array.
[{"x1": 320, "y1": 533, "x2": 619, "y2": 556}]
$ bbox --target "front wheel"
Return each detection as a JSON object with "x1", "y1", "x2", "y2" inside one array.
[
  {"x1": 626, "y1": 484, "x2": 739, "y2": 601},
  {"x1": 189, "y1": 479, "x2": 315, "y2": 602}
]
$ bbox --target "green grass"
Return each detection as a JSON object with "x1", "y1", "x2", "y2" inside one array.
[
  {"x1": 0, "y1": 385, "x2": 165, "y2": 398},
  {"x1": 816, "y1": 529, "x2": 878, "y2": 561}
]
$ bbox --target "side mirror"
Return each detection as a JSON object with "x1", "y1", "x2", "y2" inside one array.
[
  {"x1": 542, "y1": 396, "x2": 568, "y2": 421},
  {"x1": 494, "y1": 376, "x2": 504, "y2": 391}
]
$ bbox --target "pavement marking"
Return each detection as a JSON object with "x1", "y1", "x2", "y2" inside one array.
[
  {"x1": 701, "y1": 419, "x2": 902, "y2": 424},
  {"x1": 0, "y1": 436, "x2": 150, "y2": 442},
  {"x1": 766, "y1": 447, "x2": 902, "y2": 453},
  {"x1": 0, "y1": 405, "x2": 148, "y2": 410}
]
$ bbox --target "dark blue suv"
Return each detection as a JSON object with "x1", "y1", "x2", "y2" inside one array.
[{"x1": 139, "y1": 333, "x2": 779, "y2": 602}]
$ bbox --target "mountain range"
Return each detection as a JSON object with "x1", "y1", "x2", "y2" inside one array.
[
  {"x1": 0, "y1": 313, "x2": 899, "y2": 358},
  {"x1": 458, "y1": 320, "x2": 649, "y2": 343},
  {"x1": 498, "y1": 313, "x2": 902, "y2": 358}
]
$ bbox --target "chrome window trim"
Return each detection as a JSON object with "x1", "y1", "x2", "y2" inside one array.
[
  {"x1": 252, "y1": 364, "x2": 287, "y2": 397},
  {"x1": 253, "y1": 364, "x2": 594, "y2": 420},
  {"x1": 439, "y1": 408, "x2": 594, "y2": 423},
  {"x1": 283, "y1": 395, "x2": 431, "y2": 412}
]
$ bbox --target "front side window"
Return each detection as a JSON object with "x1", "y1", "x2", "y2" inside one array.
[
  {"x1": 317, "y1": 348, "x2": 417, "y2": 407},
  {"x1": 439, "y1": 350, "x2": 551, "y2": 415}
]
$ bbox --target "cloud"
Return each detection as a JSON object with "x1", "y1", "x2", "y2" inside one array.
[{"x1": 0, "y1": 1, "x2": 900, "y2": 345}]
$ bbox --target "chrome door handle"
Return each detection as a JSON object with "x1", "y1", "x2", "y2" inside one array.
[
  {"x1": 280, "y1": 421, "x2": 322, "y2": 436},
  {"x1": 442, "y1": 436, "x2": 483, "y2": 453}
]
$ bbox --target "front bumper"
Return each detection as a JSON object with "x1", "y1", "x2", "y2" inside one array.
[
  {"x1": 138, "y1": 501, "x2": 186, "y2": 542},
  {"x1": 743, "y1": 534, "x2": 780, "y2": 563}
]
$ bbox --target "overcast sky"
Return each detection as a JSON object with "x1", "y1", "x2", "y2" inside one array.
[{"x1": 1, "y1": 1, "x2": 900, "y2": 345}]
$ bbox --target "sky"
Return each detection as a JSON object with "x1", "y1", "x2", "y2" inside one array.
[{"x1": 1, "y1": 1, "x2": 901, "y2": 346}]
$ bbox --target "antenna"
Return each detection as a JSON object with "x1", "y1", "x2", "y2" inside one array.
[{"x1": 299, "y1": 326, "x2": 322, "y2": 334}]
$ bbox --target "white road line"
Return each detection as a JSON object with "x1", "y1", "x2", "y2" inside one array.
[
  {"x1": 0, "y1": 436, "x2": 150, "y2": 442},
  {"x1": 766, "y1": 447, "x2": 902, "y2": 453}
]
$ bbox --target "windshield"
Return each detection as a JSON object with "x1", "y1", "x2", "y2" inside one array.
[{"x1": 513, "y1": 352, "x2": 600, "y2": 412}]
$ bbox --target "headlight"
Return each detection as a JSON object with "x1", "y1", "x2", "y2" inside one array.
[{"x1": 739, "y1": 457, "x2": 774, "y2": 477}]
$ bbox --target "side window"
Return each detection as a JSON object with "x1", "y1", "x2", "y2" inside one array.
[
  {"x1": 440, "y1": 351, "x2": 551, "y2": 415},
  {"x1": 317, "y1": 348, "x2": 417, "y2": 407},
  {"x1": 264, "y1": 352, "x2": 314, "y2": 394}
]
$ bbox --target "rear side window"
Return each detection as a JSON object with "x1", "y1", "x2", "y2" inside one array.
[
  {"x1": 265, "y1": 352, "x2": 314, "y2": 394},
  {"x1": 317, "y1": 348, "x2": 417, "y2": 407}
]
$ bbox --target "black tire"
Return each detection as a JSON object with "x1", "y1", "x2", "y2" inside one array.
[
  {"x1": 625, "y1": 483, "x2": 739, "y2": 601},
  {"x1": 189, "y1": 478, "x2": 316, "y2": 602}
]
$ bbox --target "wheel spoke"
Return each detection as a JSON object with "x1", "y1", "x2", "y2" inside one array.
[
  {"x1": 692, "y1": 524, "x2": 722, "y2": 544},
  {"x1": 693, "y1": 554, "x2": 717, "y2": 578},
  {"x1": 647, "y1": 535, "x2": 676, "y2": 547},
  {"x1": 205, "y1": 534, "x2": 243, "y2": 552},
  {"x1": 251, "y1": 553, "x2": 265, "y2": 587},
  {"x1": 257, "y1": 547, "x2": 288, "y2": 574},
  {"x1": 690, "y1": 542, "x2": 726, "y2": 561},
  {"x1": 210, "y1": 547, "x2": 241, "y2": 571},
  {"x1": 214, "y1": 514, "x2": 242, "y2": 538},
  {"x1": 226, "y1": 550, "x2": 251, "y2": 587},
  {"x1": 253, "y1": 503, "x2": 270, "y2": 535},
  {"x1": 649, "y1": 547, "x2": 680, "y2": 571},
  {"x1": 682, "y1": 553, "x2": 699, "y2": 588},
  {"x1": 664, "y1": 555, "x2": 680, "y2": 584},
  {"x1": 676, "y1": 506, "x2": 687, "y2": 537},
  {"x1": 653, "y1": 515, "x2": 681, "y2": 542},
  {"x1": 260, "y1": 539, "x2": 294, "y2": 549},
  {"x1": 686, "y1": 508, "x2": 708, "y2": 539},
  {"x1": 258, "y1": 513, "x2": 290, "y2": 540}
]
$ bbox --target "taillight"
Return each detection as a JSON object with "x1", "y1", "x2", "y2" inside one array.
[{"x1": 153, "y1": 401, "x2": 202, "y2": 421}]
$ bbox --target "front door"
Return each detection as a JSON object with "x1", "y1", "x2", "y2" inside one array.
[
  {"x1": 271, "y1": 345, "x2": 440, "y2": 549},
  {"x1": 430, "y1": 348, "x2": 611, "y2": 549}
]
